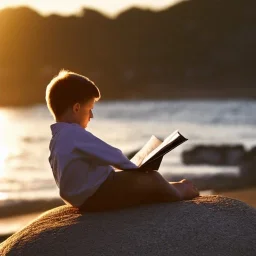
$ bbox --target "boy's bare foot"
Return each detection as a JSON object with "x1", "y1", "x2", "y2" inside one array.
[{"x1": 170, "y1": 179, "x2": 199, "y2": 200}]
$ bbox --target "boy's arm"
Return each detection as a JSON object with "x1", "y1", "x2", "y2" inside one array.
[{"x1": 73, "y1": 128, "x2": 138, "y2": 170}]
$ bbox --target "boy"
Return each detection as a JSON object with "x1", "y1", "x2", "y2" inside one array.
[{"x1": 46, "y1": 70, "x2": 199, "y2": 211}]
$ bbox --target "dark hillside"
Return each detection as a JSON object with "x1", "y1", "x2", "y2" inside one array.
[{"x1": 0, "y1": 0, "x2": 256, "y2": 105}]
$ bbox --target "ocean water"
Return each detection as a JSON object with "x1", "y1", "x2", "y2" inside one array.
[{"x1": 0, "y1": 100, "x2": 255, "y2": 220}]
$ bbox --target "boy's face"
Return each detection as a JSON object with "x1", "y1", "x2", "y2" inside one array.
[{"x1": 73, "y1": 98, "x2": 95, "y2": 129}]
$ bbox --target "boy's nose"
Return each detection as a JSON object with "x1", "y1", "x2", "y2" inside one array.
[{"x1": 90, "y1": 110, "x2": 94, "y2": 118}]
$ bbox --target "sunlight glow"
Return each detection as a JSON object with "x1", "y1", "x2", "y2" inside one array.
[
  {"x1": 0, "y1": 111, "x2": 9, "y2": 178},
  {"x1": 0, "y1": 192, "x2": 8, "y2": 200},
  {"x1": 0, "y1": 146, "x2": 9, "y2": 178},
  {"x1": 0, "y1": 0, "x2": 183, "y2": 17}
]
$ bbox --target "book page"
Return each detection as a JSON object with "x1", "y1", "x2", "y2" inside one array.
[
  {"x1": 155, "y1": 130, "x2": 180, "y2": 154},
  {"x1": 141, "y1": 130, "x2": 181, "y2": 165},
  {"x1": 130, "y1": 135, "x2": 162, "y2": 166},
  {"x1": 162, "y1": 130, "x2": 180, "y2": 145},
  {"x1": 123, "y1": 130, "x2": 187, "y2": 172}
]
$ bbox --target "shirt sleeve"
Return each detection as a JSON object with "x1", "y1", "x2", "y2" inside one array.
[{"x1": 73, "y1": 128, "x2": 138, "y2": 170}]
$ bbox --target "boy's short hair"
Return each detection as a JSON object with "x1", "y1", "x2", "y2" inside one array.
[{"x1": 45, "y1": 70, "x2": 101, "y2": 120}]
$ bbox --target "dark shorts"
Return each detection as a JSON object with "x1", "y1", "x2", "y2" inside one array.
[
  {"x1": 78, "y1": 170, "x2": 162, "y2": 212},
  {"x1": 78, "y1": 170, "x2": 117, "y2": 211}
]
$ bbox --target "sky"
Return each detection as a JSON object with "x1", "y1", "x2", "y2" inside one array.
[{"x1": 0, "y1": 0, "x2": 183, "y2": 17}]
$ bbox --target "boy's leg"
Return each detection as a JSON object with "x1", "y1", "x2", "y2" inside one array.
[
  {"x1": 79, "y1": 170, "x2": 198, "y2": 212},
  {"x1": 169, "y1": 179, "x2": 199, "y2": 200}
]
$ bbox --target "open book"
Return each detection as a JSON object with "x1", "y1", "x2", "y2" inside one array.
[{"x1": 124, "y1": 130, "x2": 187, "y2": 172}]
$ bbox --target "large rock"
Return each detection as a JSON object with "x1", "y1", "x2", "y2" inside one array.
[{"x1": 1, "y1": 196, "x2": 256, "y2": 256}]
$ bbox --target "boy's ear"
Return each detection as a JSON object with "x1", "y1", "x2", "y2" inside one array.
[{"x1": 73, "y1": 103, "x2": 80, "y2": 113}]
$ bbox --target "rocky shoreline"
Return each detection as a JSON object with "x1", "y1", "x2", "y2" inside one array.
[{"x1": 180, "y1": 145, "x2": 256, "y2": 191}]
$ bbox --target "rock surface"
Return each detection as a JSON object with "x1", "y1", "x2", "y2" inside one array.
[{"x1": 1, "y1": 196, "x2": 256, "y2": 256}]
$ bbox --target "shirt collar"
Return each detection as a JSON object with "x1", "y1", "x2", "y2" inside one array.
[
  {"x1": 50, "y1": 122, "x2": 69, "y2": 136},
  {"x1": 50, "y1": 122, "x2": 83, "y2": 136}
]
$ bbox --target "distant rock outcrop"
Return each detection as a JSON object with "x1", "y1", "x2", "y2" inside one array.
[
  {"x1": 180, "y1": 145, "x2": 256, "y2": 190},
  {"x1": 1, "y1": 196, "x2": 256, "y2": 256},
  {"x1": 239, "y1": 146, "x2": 256, "y2": 185},
  {"x1": 182, "y1": 145, "x2": 246, "y2": 166}
]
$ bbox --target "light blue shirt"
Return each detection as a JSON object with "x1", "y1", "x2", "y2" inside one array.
[{"x1": 49, "y1": 122, "x2": 137, "y2": 207}]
